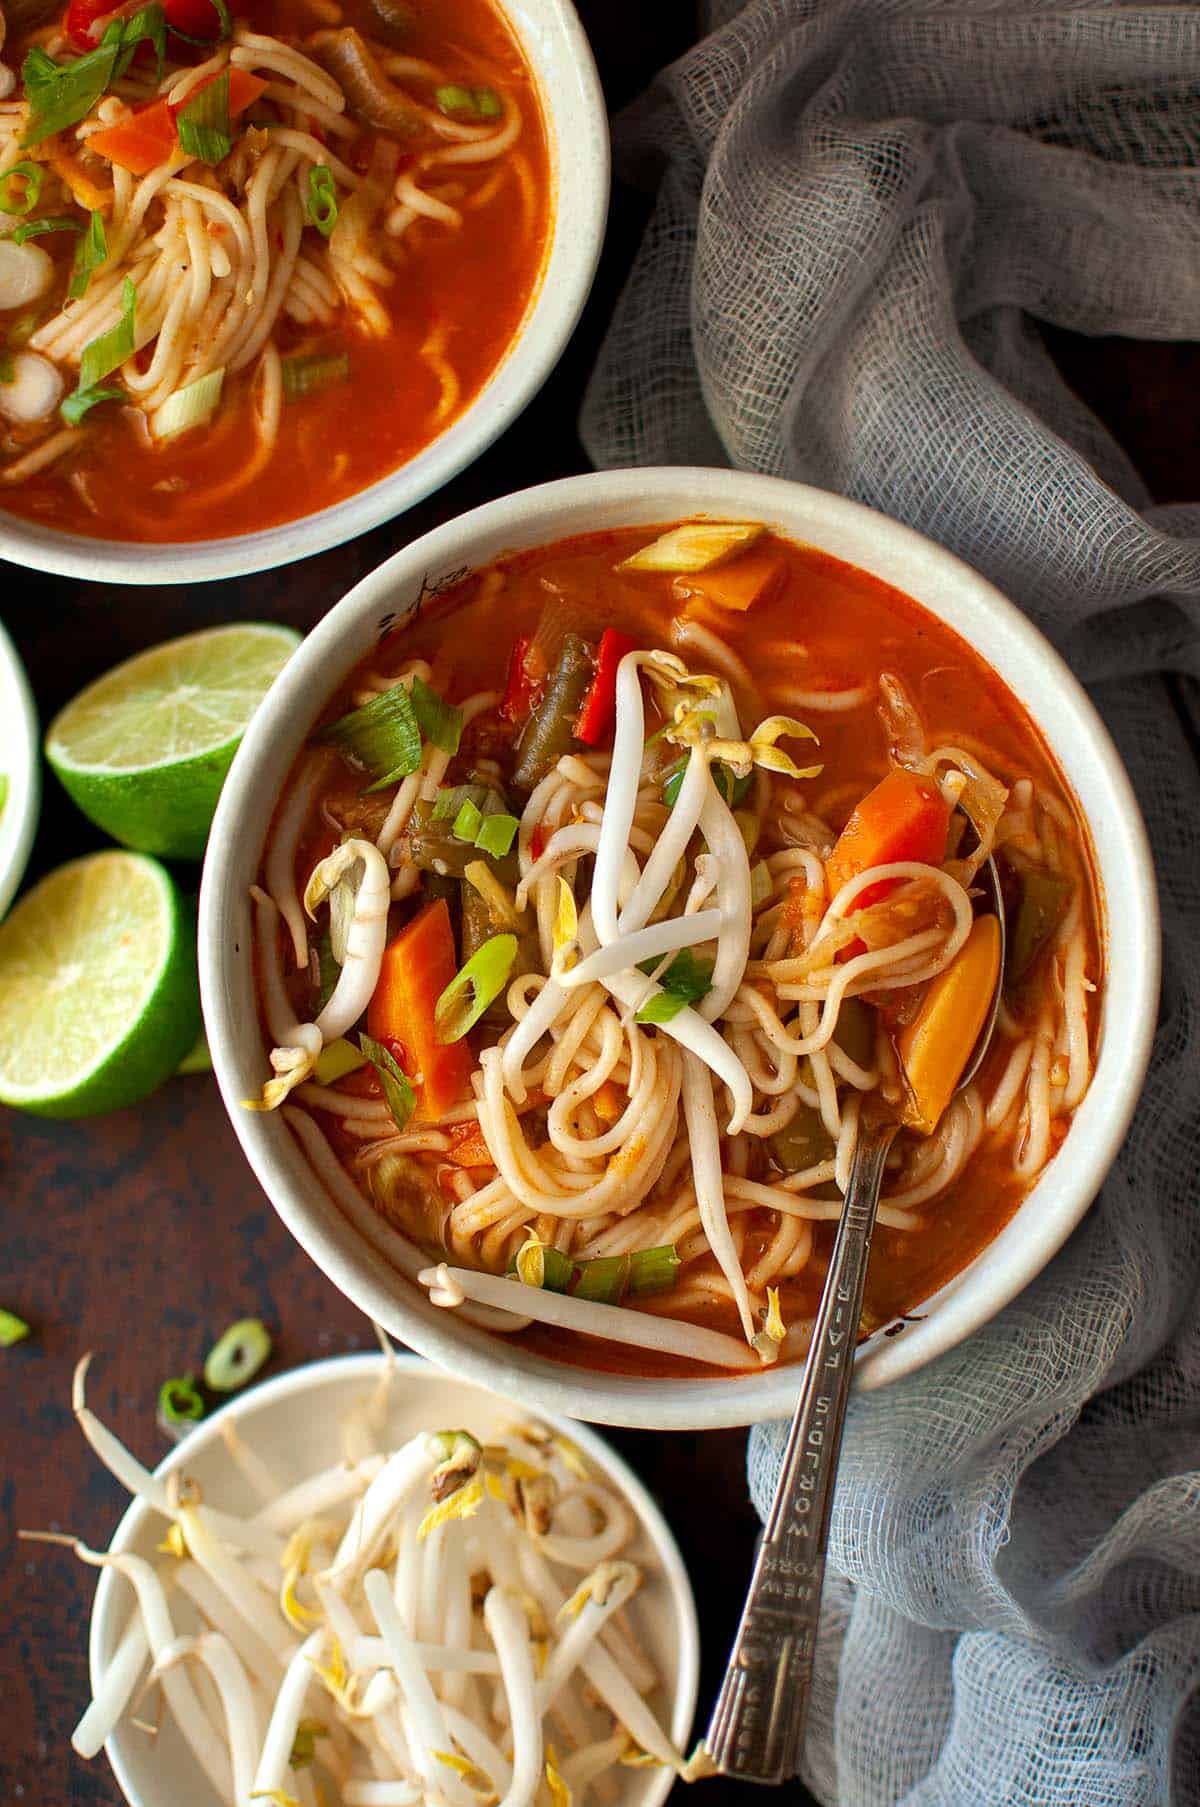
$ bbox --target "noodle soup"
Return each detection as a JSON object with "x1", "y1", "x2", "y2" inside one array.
[
  {"x1": 249, "y1": 522, "x2": 1102, "y2": 1377},
  {"x1": 0, "y1": 0, "x2": 550, "y2": 541}
]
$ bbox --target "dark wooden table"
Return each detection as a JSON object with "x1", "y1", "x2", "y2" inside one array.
[{"x1": 2, "y1": 4, "x2": 1196, "y2": 1802}]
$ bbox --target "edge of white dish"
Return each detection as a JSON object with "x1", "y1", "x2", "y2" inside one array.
[
  {"x1": 0, "y1": 614, "x2": 40, "y2": 920},
  {"x1": 0, "y1": 0, "x2": 609, "y2": 584},
  {"x1": 199, "y1": 467, "x2": 1160, "y2": 1429},
  {"x1": 89, "y1": 1351, "x2": 699, "y2": 1807}
]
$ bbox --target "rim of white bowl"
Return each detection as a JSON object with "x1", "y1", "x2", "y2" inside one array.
[
  {"x1": 0, "y1": 0, "x2": 609, "y2": 585},
  {"x1": 88, "y1": 1351, "x2": 699, "y2": 1807},
  {"x1": 0, "y1": 616, "x2": 40, "y2": 920},
  {"x1": 199, "y1": 467, "x2": 1161, "y2": 1430}
]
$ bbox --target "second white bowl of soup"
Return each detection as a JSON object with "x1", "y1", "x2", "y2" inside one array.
[
  {"x1": 0, "y1": 0, "x2": 606, "y2": 581},
  {"x1": 200, "y1": 469, "x2": 1159, "y2": 1430}
]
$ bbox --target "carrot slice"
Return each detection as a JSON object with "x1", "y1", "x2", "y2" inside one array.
[
  {"x1": 679, "y1": 547, "x2": 787, "y2": 615},
  {"x1": 896, "y1": 915, "x2": 1001, "y2": 1133},
  {"x1": 88, "y1": 71, "x2": 268, "y2": 175},
  {"x1": 367, "y1": 899, "x2": 472, "y2": 1120},
  {"x1": 48, "y1": 150, "x2": 114, "y2": 211},
  {"x1": 446, "y1": 1121, "x2": 494, "y2": 1168},
  {"x1": 825, "y1": 768, "x2": 950, "y2": 913}
]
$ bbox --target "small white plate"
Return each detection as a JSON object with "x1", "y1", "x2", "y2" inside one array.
[
  {"x1": 0, "y1": 615, "x2": 39, "y2": 920},
  {"x1": 88, "y1": 1352, "x2": 700, "y2": 1807}
]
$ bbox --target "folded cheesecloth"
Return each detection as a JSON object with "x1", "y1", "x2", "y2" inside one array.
[{"x1": 579, "y1": 3, "x2": 1200, "y2": 1802}]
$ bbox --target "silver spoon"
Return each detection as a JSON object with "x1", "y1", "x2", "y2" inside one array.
[{"x1": 704, "y1": 836, "x2": 1006, "y2": 1785}]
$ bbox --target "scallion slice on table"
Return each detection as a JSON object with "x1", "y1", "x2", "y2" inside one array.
[
  {"x1": 435, "y1": 933, "x2": 517, "y2": 1042},
  {"x1": 204, "y1": 1317, "x2": 272, "y2": 1392},
  {"x1": 0, "y1": 1308, "x2": 31, "y2": 1346},
  {"x1": 158, "y1": 1373, "x2": 204, "y2": 1424},
  {"x1": 175, "y1": 66, "x2": 232, "y2": 164},
  {"x1": 358, "y1": 1030, "x2": 416, "y2": 1130}
]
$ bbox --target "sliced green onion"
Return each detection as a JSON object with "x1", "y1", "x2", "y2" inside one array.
[
  {"x1": 114, "y1": 2, "x2": 167, "y2": 79},
  {"x1": 281, "y1": 350, "x2": 351, "y2": 402},
  {"x1": 358, "y1": 1031, "x2": 416, "y2": 1131},
  {"x1": 434, "y1": 83, "x2": 476, "y2": 116},
  {"x1": 167, "y1": 0, "x2": 230, "y2": 47},
  {"x1": 313, "y1": 1036, "x2": 366, "y2": 1085},
  {"x1": 314, "y1": 929, "x2": 340, "y2": 1014},
  {"x1": 204, "y1": 1317, "x2": 272, "y2": 1392},
  {"x1": 410, "y1": 674, "x2": 462, "y2": 755},
  {"x1": 513, "y1": 1238, "x2": 575, "y2": 1292},
  {"x1": 13, "y1": 214, "x2": 81, "y2": 245},
  {"x1": 0, "y1": 353, "x2": 13, "y2": 384},
  {"x1": 635, "y1": 948, "x2": 714, "y2": 1024},
  {"x1": 0, "y1": 1308, "x2": 31, "y2": 1346},
  {"x1": 750, "y1": 860, "x2": 772, "y2": 909},
  {"x1": 316, "y1": 683, "x2": 422, "y2": 785},
  {"x1": 452, "y1": 798, "x2": 484, "y2": 844},
  {"x1": 432, "y1": 782, "x2": 488, "y2": 822},
  {"x1": 473, "y1": 87, "x2": 501, "y2": 118},
  {"x1": 662, "y1": 756, "x2": 750, "y2": 809},
  {"x1": 21, "y1": 25, "x2": 125, "y2": 146},
  {"x1": 151, "y1": 366, "x2": 224, "y2": 440},
  {"x1": 176, "y1": 67, "x2": 231, "y2": 165},
  {"x1": 625, "y1": 1244, "x2": 682, "y2": 1297},
  {"x1": 0, "y1": 162, "x2": 43, "y2": 216},
  {"x1": 306, "y1": 164, "x2": 338, "y2": 238},
  {"x1": 158, "y1": 1373, "x2": 204, "y2": 1423},
  {"x1": 289, "y1": 1719, "x2": 327, "y2": 1771},
  {"x1": 78, "y1": 276, "x2": 136, "y2": 391},
  {"x1": 68, "y1": 208, "x2": 107, "y2": 300},
  {"x1": 60, "y1": 383, "x2": 125, "y2": 426},
  {"x1": 474, "y1": 813, "x2": 518, "y2": 858},
  {"x1": 435, "y1": 933, "x2": 517, "y2": 1042}
]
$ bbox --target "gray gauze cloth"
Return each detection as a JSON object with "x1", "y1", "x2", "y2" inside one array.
[{"x1": 580, "y1": 3, "x2": 1200, "y2": 1802}]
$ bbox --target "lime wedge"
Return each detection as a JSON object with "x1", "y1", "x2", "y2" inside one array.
[
  {"x1": 0, "y1": 851, "x2": 201, "y2": 1118},
  {"x1": 45, "y1": 622, "x2": 301, "y2": 860}
]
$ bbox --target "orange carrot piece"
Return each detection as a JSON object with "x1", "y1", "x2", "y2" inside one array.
[
  {"x1": 825, "y1": 768, "x2": 950, "y2": 913},
  {"x1": 88, "y1": 72, "x2": 268, "y2": 175},
  {"x1": 367, "y1": 899, "x2": 472, "y2": 1120},
  {"x1": 897, "y1": 915, "x2": 1001, "y2": 1133},
  {"x1": 48, "y1": 150, "x2": 114, "y2": 211},
  {"x1": 679, "y1": 547, "x2": 787, "y2": 615},
  {"x1": 447, "y1": 1121, "x2": 494, "y2": 1168}
]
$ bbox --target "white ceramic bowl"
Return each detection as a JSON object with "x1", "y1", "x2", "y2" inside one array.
[
  {"x1": 89, "y1": 1352, "x2": 699, "y2": 1807},
  {"x1": 0, "y1": 0, "x2": 608, "y2": 585},
  {"x1": 0, "y1": 615, "x2": 40, "y2": 920},
  {"x1": 199, "y1": 468, "x2": 1160, "y2": 1429}
]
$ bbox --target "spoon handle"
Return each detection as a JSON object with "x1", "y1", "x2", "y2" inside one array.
[{"x1": 704, "y1": 1114, "x2": 898, "y2": 1784}]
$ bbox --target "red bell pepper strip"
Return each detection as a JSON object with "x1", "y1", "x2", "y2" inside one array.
[
  {"x1": 65, "y1": 0, "x2": 118, "y2": 50},
  {"x1": 574, "y1": 629, "x2": 636, "y2": 747},
  {"x1": 498, "y1": 634, "x2": 546, "y2": 724},
  {"x1": 88, "y1": 69, "x2": 268, "y2": 175},
  {"x1": 163, "y1": 0, "x2": 228, "y2": 38},
  {"x1": 366, "y1": 899, "x2": 472, "y2": 1120}
]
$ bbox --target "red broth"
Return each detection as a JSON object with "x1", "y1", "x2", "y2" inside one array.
[
  {"x1": 0, "y1": 0, "x2": 551, "y2": 541},
  {"x1": 262, "y1": 525, "x2": 1102, "y2": 1377}
]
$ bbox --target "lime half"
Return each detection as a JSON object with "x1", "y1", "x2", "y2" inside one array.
[
  {"x1": 0, "y1": 851, "x2": 200, "y2": 1118},
  {"x1": 45, "y1": 622, "x2": 301, "y2": 860}
]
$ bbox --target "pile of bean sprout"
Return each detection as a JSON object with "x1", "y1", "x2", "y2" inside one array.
[{"x1": 28, "y1": 1352, "x2": 689, "y2": 1807}]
